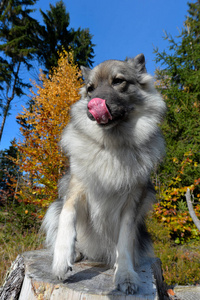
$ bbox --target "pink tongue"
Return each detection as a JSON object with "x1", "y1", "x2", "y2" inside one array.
[{"x1": 88, "y1": 98, "x2": 112, "y2": 124}]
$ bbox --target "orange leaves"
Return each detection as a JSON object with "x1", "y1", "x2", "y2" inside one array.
[{"x1": 15, "y1": 51, "x2": 83, "y2": 210}]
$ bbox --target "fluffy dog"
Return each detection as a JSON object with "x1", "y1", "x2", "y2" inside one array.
[{"x1": 42, "y1": 54, "x2": 166, "y2": 294}]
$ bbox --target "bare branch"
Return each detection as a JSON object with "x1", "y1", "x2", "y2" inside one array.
[{"x1": 185, "y1": 188, "x2": 200, "y2": 231}]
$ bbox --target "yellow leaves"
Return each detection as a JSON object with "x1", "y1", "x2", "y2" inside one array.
[
  {"x1": 172, "y1": 157, "x2": 178, "y2": 163},
  {"x1": 183, "y1": 150, "x2": 193, "y2": 157},
  {"x1": 154, "y1": 150, "x2": 200, "y2": 243},
  {"x1": 15, "y1": 51, "x2": 82, "y2": 208}
]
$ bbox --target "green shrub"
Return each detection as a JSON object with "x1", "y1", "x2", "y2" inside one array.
[
  {"x1": 147, "y1": 215, "x2": 200, "y2": 286},
  {"x1": 153, "y1": 151, "x2": 200, "y2": 244}
]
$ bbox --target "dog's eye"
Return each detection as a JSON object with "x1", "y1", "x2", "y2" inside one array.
[
  {"x1": 87, "y1": 84, "x2": 95, "y2": 93},
  {"x1": 112, "y1": 78, "x2": 125, "y2": 85}
]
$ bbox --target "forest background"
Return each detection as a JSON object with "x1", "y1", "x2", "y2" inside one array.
[{"x1": 0, "y1": 0, "x2": 200, "y2": 288}]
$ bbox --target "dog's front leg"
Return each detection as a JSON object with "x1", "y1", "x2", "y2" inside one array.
[
  {"x1": 114, "y1": 207, "x2": 140, "y2": 294},
  {"x1": 52, "y1": 176, "x2": 84, "y2": 279},
  {"x1": 52, "y1": 195, "x2": 77, "y2": 279}
]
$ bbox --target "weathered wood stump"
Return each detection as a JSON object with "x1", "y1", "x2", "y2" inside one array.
[{"x1": 0, "y1": 250, "x2": 168, "y2": 300}]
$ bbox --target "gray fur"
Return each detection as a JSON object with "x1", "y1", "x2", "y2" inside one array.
[
  {"x1": 41, "y1": 199, "x2": 63, "y2": 251},
  {"x1": 42, "y1": 54, "x2": 166, "y2": 294}
]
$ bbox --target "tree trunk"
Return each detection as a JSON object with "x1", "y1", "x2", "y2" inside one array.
[
  {"x1": 185, "y1": 188, "x2": 200, "y2": 231},
  {"x1": 0, "y1": 255, "x2": 24, "y2": 300},
  {"x1": 0, "y1": 250, "x2": 169, "y2": 300},
  {"x1": 0, "y1": 98, "x2": 12, "y2": 142},
  {"x1": 0, "y1": 61, "x2": 21, "y2": 143}
]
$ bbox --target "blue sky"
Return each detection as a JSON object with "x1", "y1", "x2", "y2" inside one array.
[{"x1": 0, "y1": 0, "x2": 190, "y2": 150}]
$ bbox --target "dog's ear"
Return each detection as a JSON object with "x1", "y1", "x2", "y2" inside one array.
[
  {"x1": 134, "y1": 54, "x2": 147, "y2": 73},
  {"x1": 80, "y1": 66, "x2": 91, "y2": 81},
  {"x1": 127, "y1": 54, "x2": 147, "y2": 74}
]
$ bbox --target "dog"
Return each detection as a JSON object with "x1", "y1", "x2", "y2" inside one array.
[{"x1": 42, "y1": 54, "x2": 166, "y2": 294}]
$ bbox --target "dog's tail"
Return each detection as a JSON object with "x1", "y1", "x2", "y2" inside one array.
[{"x1": 41, "y1": 199, "x2": 63, "y2": 251}]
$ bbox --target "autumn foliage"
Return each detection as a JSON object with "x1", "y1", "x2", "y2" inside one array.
[
  {"x1": 15, "y1": 51, "x2": 82, "y2": 210},
  {"x1": 152, "y1": 1, "x2": 200, "y2": 244},
  {"x1": 153, "y1": 151, "x2": 200, "y2": 244}
]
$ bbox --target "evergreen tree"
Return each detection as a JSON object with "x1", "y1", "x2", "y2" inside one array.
[
  {"x1": 0, "y1": 143, "x2": 19, "y2": 202},
  {"x1": 70, "y1": 27, "x2": 95, "y2": 68},
  {"x1": 154, "y1": 0, "x2": 200, "y2": 187},
  {"x1": 0, "y1": 0, "x2": 95, "y2": 142},
  {"x1": 0, "y1": 0, "x2": 40, "y2": 142},
  {"x1": 37, "y1": 0, "x2": 95, "y2": 71}
]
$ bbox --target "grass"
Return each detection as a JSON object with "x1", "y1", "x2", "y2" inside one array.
[
  {"x1": 0, "y1": 206, "x2": 44, "y2": 286},
  {"x1": 0, "y1": 206, "x2": 200, "y2": 287},
  {"x1": 147, "y1": 214, "x2": 200, "y2": 286}
]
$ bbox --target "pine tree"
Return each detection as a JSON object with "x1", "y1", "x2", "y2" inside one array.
[
  {"x1": 37, "y1": 0, "x2": 95, "y2": 71},
  {"x1": 154, "y1": 0, "x2": 200, "y2": 187},
  {"x1": 0, "y1": 0, "x2": 40, "y2": 142},
  {"x1": 0, "y1": 142, "x2": 20, "y2": 202}
]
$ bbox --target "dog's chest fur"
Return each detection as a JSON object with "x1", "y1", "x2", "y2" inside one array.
[{"x1": 64, "y1": 124, "x2": 151, "y2": 239}]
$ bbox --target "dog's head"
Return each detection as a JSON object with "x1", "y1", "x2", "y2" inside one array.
[{"x1": 81, "y1": 54, "x2": 149, "y2": 128}]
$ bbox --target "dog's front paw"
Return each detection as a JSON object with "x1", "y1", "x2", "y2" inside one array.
[
  {"x1": 114, "y1": 268, "x2": 140, "y2": 295},
  {"x1": 52, "y1": 246, "x2": 74, "y2": 280},
  {"x1": 52, "y1": 259, "x2": 73, "y2": 280}
]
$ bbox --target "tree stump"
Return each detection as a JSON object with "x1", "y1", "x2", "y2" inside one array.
[{"x1": 0, "y1": 250, "x2": 168, "y2": 300}]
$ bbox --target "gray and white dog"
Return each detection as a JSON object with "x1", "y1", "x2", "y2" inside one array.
[{"x1": 42, "y1": 54, "x2": 166, "y2": 294}]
